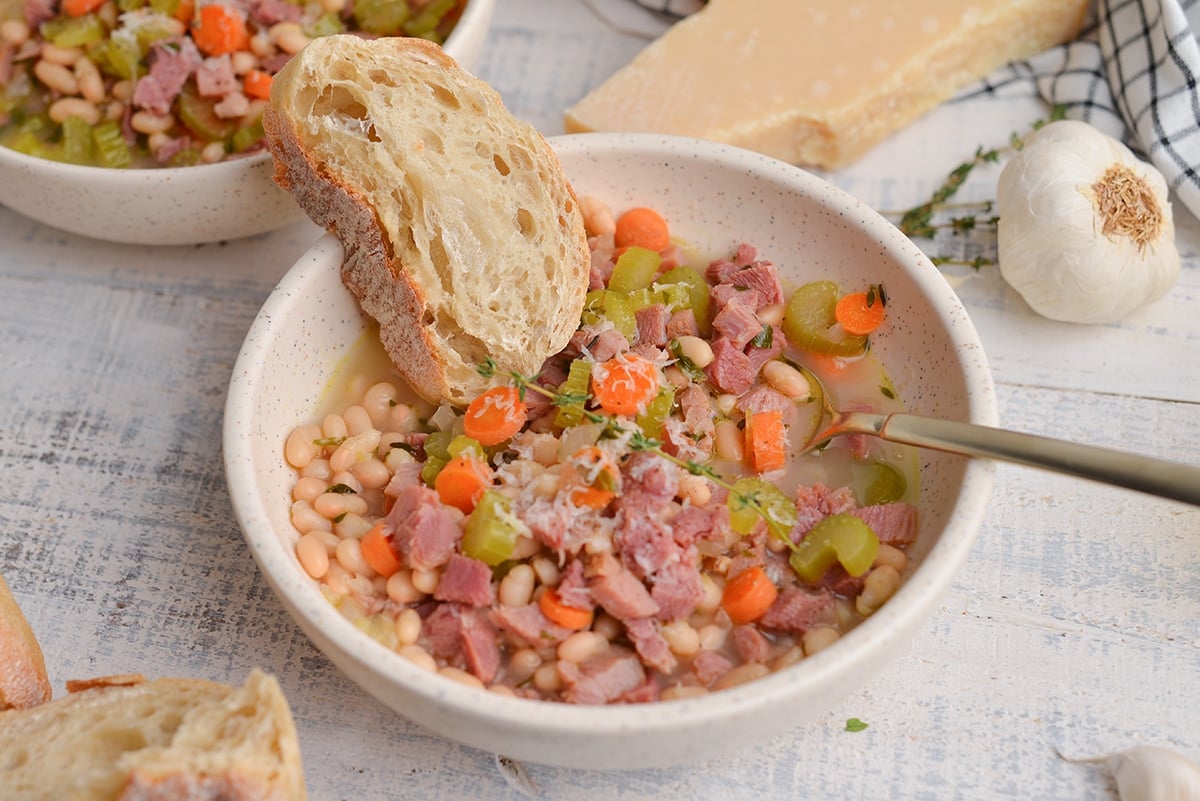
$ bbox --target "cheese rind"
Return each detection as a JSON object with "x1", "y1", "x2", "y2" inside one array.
[{"x1": 564, "y1": 0, "x2": 1089, "y2": 169}]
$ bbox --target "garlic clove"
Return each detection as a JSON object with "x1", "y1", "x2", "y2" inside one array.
[
  {"x1": 1061, "y1": 745, "x2": 1200, "y2": 801},
  {"x1": 995, "y1": 119, "x2": 1181, "y2": 324}
]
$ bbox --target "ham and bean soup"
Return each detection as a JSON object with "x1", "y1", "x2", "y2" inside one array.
[
  {"x1": 0, "y1": 0, "x2": 466, "y2": 166},
  {"x1": 283, "y1": 201, "x2": 920, "y2": 704}
]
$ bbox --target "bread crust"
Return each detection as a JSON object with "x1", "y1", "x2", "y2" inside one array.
[
  {"x1": 0, "y1": 670, "x2": 307, "y2": 801},
  {"x1": 0, "y1": 572, "x2": 51, "y2": 711},
  {"x1": 264, "y1": 35, "x2": 590, "y2": 406}
]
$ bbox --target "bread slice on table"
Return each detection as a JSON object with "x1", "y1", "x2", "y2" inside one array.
[
  {"x1": 264, "y1": 34, "x2": 590, "y2": 407},
  {"x1": 0, "y1": 669, "x2": 307, "y2": 801},
  {"x1": 0, "y1": 572, "x2": 51, "y2": 711}
]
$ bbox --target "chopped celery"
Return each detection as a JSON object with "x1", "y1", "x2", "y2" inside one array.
[
  {"x1": 461, "y1": 491, "x2": 522, "y2": 566},
  {"x1": 607, "y1": 246, "x2": 661, "y2": 294},
  {"x1": 92, "y1": 32, "x2": 142, "y2": 81},
  {"x1": 635, "y1": 385, "x2": 675, "y2": 439},
  {"x1": 91, "y1": 121, "x2": 131, "y2": 168},
  {"x1": 782, "y1": 281, "x2": 868, "y2": 357},
  {"x1": 404, "y1": 0, "x2": 454, "y2": 40},
  {"x1": 626, "y1": 281, "x2": 691, "y2": 312},
  {"x1": 166, "y1": 147, "x2": 201, "y2": 167},
  {"x1": 789, "y1": 513, "x2": 880, "y2": 584},
  {"x1": 581, "y1": 289, "x2": 636, "y2": 342},
  {"x1": 659, "y1": 265, "x2": 710, "y2": 335},
  {"x1": 853, "y1": 460, "x2": 908, "y2": 506},
  {"x1": 305, "y1": 11, "x2": 346, "y2": 38},
  {"x1": 353, "y1": 0, "x2": 410, "y2": 35},
  {"x1": 117, "y1": 0, "x2": 148, "y2": 11},
  {"x1": 555, "y1": 359, "x2": 593, "y2": 428},
  {"x1": 423, "y1": 430, "x2": 454, "y2": 461},
  {"x1": 177, "y1": 86, "x2": 236, "y2": 143},
  {"x1": 149, "y1": 0, "x2": 181, "y2": 14},
  {"x1": 446, "y1": 434, "x2": 484, "y2": 459},
  {"x1": 41, "y1": 14, "x2": 106, "y2": 48},
  {"x1": 60, "y1": 115, "x2": 94, "y2": 165},
  {"x1": 231, "y1": 116, "x2": 265, "y2": 153},
  {"x1": 727, "y1": 477, "x2": 798, "y2": 542},
  {"x1": 420, "y1": 454, "x2": 447, "y2": 486}
]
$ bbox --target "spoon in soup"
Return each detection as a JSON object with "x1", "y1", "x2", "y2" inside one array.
[{"x1": 788, "y1": 364, "x2": 1200, "y2": 507}]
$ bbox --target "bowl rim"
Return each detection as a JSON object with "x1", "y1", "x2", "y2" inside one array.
[
  {"x1": 0, "y1": 0, "x2": 492, "y2": 178},
  {"x1": 224, "y1": 131, "x2": 998, "y2": 738}
]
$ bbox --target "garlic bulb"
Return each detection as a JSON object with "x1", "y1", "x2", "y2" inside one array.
[
  {"x1": 995, "y1": 119, "x2": 1180, "y2": 324},
  {"x1": 1063, "y1": 745, "x2": 1200, "y2": 801}
]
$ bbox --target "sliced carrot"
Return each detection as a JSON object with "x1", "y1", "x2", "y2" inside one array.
[
  {"x1": 834, "y1": 285, "x2": 887, "y2": 336},
  {"x1": 539, "y1": 587, "x2": 594, "y2": 630},
  {"x1": 62, "y1": 0, "x2": 104, "y2": 15},
  {"x1": 591, "y1": 353, "x2": 660, "y2": 416},
  {"x1": 360, "y1": 520, "x2": 402, "y2": 578},
  {"x1": 721, "y1": 565, "x2": 778, "y2": 625},
  {"x1": 242, "y1": 69, "x2": 273, "y2": 100},
  {"x1": 462, "y1": 386, "x2": 527, "y2": 446},
  {"x1": 745, "y1": 409, "x2": 787, "y2": 473},
  {"x1": 191, "y1": 4, "x2": 250, "y2": 56},
  {"x1": 434, "y1": 453, "x2": 494, "y2": 514},
  {"x1": 173, "y1": 0, "x2": 195, "y2": 22},
  {"x1": 614, "y1": 206, "x2": 670, "y2": 252}
]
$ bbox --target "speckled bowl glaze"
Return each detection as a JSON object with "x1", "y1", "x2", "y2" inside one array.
[
  {"x1": 0, "y1": 0, "x2": 492, "y2": 246},
  {"x1": 224, "y1": 133, "x2": 998, "y2": 769}
]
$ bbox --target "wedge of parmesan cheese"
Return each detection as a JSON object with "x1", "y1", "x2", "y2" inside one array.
[{"x1": 565, "y1": 0, "x2": 1089, "y2": 169}]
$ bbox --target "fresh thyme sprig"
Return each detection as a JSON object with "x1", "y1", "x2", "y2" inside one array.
[
  {"x1": 475, "y1": 357, "x2": 797, "y2": 552},
  {"x1": 883, "y1": 105, "x2": 1067, "y2": 258}
]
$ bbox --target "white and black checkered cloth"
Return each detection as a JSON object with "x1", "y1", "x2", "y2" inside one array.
[{"x1": 631, "y1": 0, "x2": 1200, "y2": 219}]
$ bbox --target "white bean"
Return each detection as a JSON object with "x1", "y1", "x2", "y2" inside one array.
[
  {"x1": 330, "y1": 430, "x2": 382, "y2": 473},
  {"x1": 498, "y1": 564, "x2": 536, "y2": 607},
  {"x1": 290, "y1": 500, "x2": 331, "y2": 534},
  {"x1": 757, "y1": 303, "x2": 785, "y2": 327},
  {"x1": 531, "y1": 556, "x2": 560, "y2": 586},
  {"x1": 695, "y1": 574, "x2": 723, "y2": 614},
  {"x1": 130, "y1": 110, "x2": 175, "y2": 135},
  {"x1": 292, "y1": 476, "x2": 326, "y2": 503},
  {"x1": 270, "y1": 21, "x2": 310, "y2": 55},
  {"x1": 873, "y1": 543, "x2": 908, "y2": 572},
  {"x1": 394, "y1": 608, "x2": 422, "y2": 646},
  {"x1": 698, "y1": 623, "x2": 727, "y2": 651},
  {"x1": 411, "y1": 567, "x2": 439, "y2": 595},
  {"x1": 557, "y1": 631, "x2": 606, "y2": 664},
  {"x1": 661, "y1": 620, "x2": 701, "y2": 657},
  {"x1": 386, "y1": 570, "x2": 424, "y2": 604},
  {"x1": 673, "y1": 335, "x2": 714, "y2": 368},
  {"x1": 713, "y1": 662, "x2": 769, "y2": 690},
  {"x1": 200, "y1": 141, "x2": 226, "y2": 164},
  {"x1": 314, "y1": 491, "x2": 368, "y2": 520},
  {"x1": 508, "y1": 649, "x2": 541, "y2": 685},
  {"x1": 333, "y1": 512, "x2": 372, "y2": 540},
  {"x1": 296, "y1": 532, "x2": 330, "y2": 579},
  {"x1": 398, "y1": 644, "x2": 436, "y2": 671},
  {"x1": 300, "y1": 458, "x2": 332, "y2": 481},
  {"x1": 335, "y1": 537, "x2": 373, "y2": 577},
  {"x1": 34, "y1": 60, "x2": 79, "y2": 95},
  {"x1": 802, "y1": 626, "x2": 840, "y2": 656},
  {"x1": 677, "y1": 473, "x2": 712, "y2": 507},
  {"x1": 440, "y1": 666, "x2": 485, "y2": 689},
  {"x1": 533, "y1": 662, "x2": 562, "y2": 692},
  {"x1": 713, "y1": 420, "x2": 744, "y2": 462},
  {"x1": 362, "y1": 382, "x2": 400, "y2": 428},
  {"x1": 761, "y1": 360, "x2": 813, "y2": 399},
  {"x1": 343, "y1": 405, "x2": 374, "y2": 436},
  {"x1": 856, "y1": 565, "x2": 901, "y2": 615},
  {"x1": 578, "y1": 195, "x2": 615, "y2": 237},
  {"x1": 321, "y1": 413, "x2": 348, "y2": 441},
  {"x1": 73, "y1": 57, "x2": 104, "y2": 104},
  {"x1": 329, "y1": 471, "x2": 362, "y2": 495},
  {"x1": 48, "y1": 97, "x2": 100, "y2": 125},
  {"x1": 40, "y1": 43, "x2": 82, "y2": 66},
  {"x1": 661, "y1": 684, "x2": 709, "y2": 701},
  {"x1": 350, "y1": 458, "x2": 391, "y2": 490},
  {"x1": 230, "y1": 50, "x2": 258, "y2": 75},
  {"x1": 0, "y1": 19, "x2": 30, "y2": 45}
]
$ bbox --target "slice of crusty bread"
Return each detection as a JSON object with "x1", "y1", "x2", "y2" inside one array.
[
  {"x1": 264, "y1": 35, "x2": 590, "y2": 406},
  {"x1": 0, "y1": 669, "x2": 307, "y2": 801},
  {"x1": 0, "y1": 572, "x2": 51, "y2": 711}
]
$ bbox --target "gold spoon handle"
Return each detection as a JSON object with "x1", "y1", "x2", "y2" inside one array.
[{"x1": 832, "y1": 411, "x2": 1200, "y2": 507}]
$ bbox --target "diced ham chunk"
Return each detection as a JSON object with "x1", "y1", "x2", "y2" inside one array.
[
  {"x1": 712, "y1": 296, "x2": 764, "y2": 350},
  {"x1": 731, "y1": 625, "x2": 772, "y2": 664},
  {"x1": 133, "y1": 37, "x2": 200, "y2": 115},
  {"x1": 852, "y1": 502, "x2": 919, "y2": 546},
  {"x1": 705, "y1": 338, "x2": 755, "y2": 394},
  {"x1": 760, "y1": 587, "x2": 836, "y2": 633},
  {"x1": 490, "y1": 603, "x2": 572, "y2": 647},
  {"x1": 650, "y1": 560, "x2": 703, "y2": 621},
  {"x1": 588, "y1": 568, "x2": 659, "y2": 621},
  {"x1": 421, "y1": 605, "x2": 499, "y2": 683},
  {"x1": 559, "y1": 650, "x2": 645, "y2": 705},
  {"x1": 195, "y1": 55, "x2": 239, "y2": 97},
  {"x1": 692, "y1": 649, "x2": 734, "y2": 685},
  {"x1": 624, "y1": 617, "x2": 677, "y2": 674},
  {"x1": 635, "y1": 303, "x2": 670, "y2": 347},
  {"x1": 384, "y1": 484, "x2": 461, "y2": 570},
  {"x1": 433, "y1": 554, "x2": 495, "y2": 607}
]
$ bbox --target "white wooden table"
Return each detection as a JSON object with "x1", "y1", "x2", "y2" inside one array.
[{"x1": 1, "y1": 1, "x2": 1197, "y2": 798}]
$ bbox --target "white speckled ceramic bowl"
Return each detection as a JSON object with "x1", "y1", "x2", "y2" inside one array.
[
  {"x1": 0, "y1": 0, "x2": 492, "y2": 246},
  {"x1": 224, "y1": 133, "x2": 998, "y2": 769}
]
